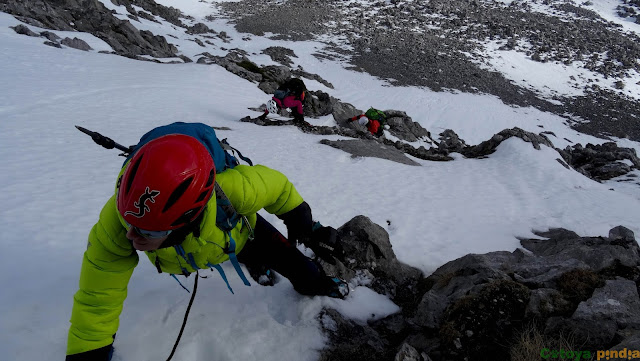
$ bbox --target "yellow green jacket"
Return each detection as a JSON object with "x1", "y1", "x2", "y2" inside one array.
[{"x1": 67, "y1": 164, "x2": 304, "y2": 355}]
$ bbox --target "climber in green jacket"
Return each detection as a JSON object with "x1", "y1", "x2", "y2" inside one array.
[{"x1": 66, "y1": 128, "x2": 347, "y2": 360}]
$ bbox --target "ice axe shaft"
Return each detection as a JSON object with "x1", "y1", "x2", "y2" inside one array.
[{"x1": 75, "y1": 125, "x2": 132, "y2": 155}]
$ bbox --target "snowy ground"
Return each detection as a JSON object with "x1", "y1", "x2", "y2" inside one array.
[
  {"x1": 1, "y1": 1, "x2": 639, "y2": 360},
  {"x1": 479, "y1": 0, "x2": 640, "y2": 100}
]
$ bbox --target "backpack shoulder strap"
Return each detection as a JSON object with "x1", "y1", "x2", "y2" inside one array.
[
  {"x1": 220, "y1": 139, "x2": 253, "y2": 166},
  {"x1": 213, "y1": 182, "x2": 251, "y2": 288}
]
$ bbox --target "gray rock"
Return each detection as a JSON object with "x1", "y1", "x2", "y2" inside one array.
[
  {"x1": 187, "y1": 23, "x2": 213, "y2": 35},
  {"x1": 525, "y1": 288, "x2": 572, "y2": 319},
  {"x1": 610, "y1": 331, "x2": 640, "y2": 352},
  {"x1": 609, "y1": 225, "x2": 636, "y2": 244},
  {"x1": 11, "y1": 24, "x2": 39, "y2": 36},
  {"x1": 560, "y1": 142, "x2": 640, "y2": 181},
  {"x1": 305, "y1": 90, "x2": 335, "y2": 117},
  {"x1": 521, "y1": 228, "x2": 640, "y2": 272},
  {"x1": 317, "y1": 309, "x2": 395, "y2": 361},
  {"x1": 61, "y1": 37, "x2": 93, "y2": 51},
  {"x1": 438, "y1": 129, "x2": 467, "y2": 154},
  {"x1": 320, "y1": 139, "x2": 421, "y2": 166},
  {"x1": 2, "y1": 0, "x2": 179, "y2": 59},
  {"x1": 394, "y1": 343, "x2": 421, "y2": 361},
  {"x1": 334, "y1": 216, "x2": 423, "y2": 300},
  {"x1": 383, "y1": 110, "x2": 433, "y2": 143},
  {"x1": 331, "y1": 102, "x2": 361, "y2": 127},
  {"x1": 209, "y1": 54, "x2": 263, "y2": 82},
  {"x1": 262, "y1": 46, "x2": 296, "y2": 66},
  {"x1": 260, "y1": 65, "x2": 291, "y2": 84},
  {"x1": 40, "y1": 31, "x2": 60, "y2": 42},
  {"x1": 511, "y1": 255, "x2": 591, "y2": 288},
  {"x1": 573, "y1": 279, "x2": 640, "y2": 329},
  {"x1": 413, "y1": 252, "x2": 515, "y2": 329}
]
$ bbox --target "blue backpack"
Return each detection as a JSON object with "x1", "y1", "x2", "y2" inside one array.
[{"x1": 127, "y1": 122, "x2": 254, "y2": 293}]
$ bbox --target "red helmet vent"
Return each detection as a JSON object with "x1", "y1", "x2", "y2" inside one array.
[{"x1": 163, "y1": 177, "x2": 194, "y2": 213}]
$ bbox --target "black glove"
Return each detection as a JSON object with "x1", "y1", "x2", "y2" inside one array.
[
  {"x1": 307, "y1": 225, "x2": 345, "y2": 264},
  {"x1": 277, "y1": 202, "x2": 313, "y2": 244},
  {"x1": 66, "y1": 344, "x2": 113, "y2": 361}
]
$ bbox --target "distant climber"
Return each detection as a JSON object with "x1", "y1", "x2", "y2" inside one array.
[
  {"x1": 260, "y1": 78, "x2": 309, "y2": 126},
  {"x1": 348, "y1": 107, "x2": 387, "y2": 137}
]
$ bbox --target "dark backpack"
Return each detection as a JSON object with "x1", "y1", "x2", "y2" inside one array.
[
  {"x1": 126, "y1": 122, "x2": 246, "y2": 172},
  {"x1": 364, "y1": 107, "x2": 387, "y2": 125},
  {"x1": 273, "y1": 88, "x2": 290, "y2": 100},
  {"x1": 127, "y1": 122, "x2": 253, "y2": 292},
  {"x1": 275, "y1": 78, "x2": 306, "y2": 99}
]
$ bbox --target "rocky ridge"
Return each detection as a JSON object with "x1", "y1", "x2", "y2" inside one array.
[{"x1": 320, "y1": 217, "x2": 640, "y2": 361}]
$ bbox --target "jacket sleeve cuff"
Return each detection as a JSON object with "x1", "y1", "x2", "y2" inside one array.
[{"x1": 66, "y1": 344, "x2": 113, "y2": 361}]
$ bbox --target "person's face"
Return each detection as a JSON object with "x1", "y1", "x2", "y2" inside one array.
[{"x1": 126, "y1": 227, "x2": 169, "y2": 251}]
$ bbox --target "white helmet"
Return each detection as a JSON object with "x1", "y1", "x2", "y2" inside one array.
[
  {"x1": 358, "y1": 116, "x2": 369, "y2": 126},
  {"x1": 266, "y1": 99, "x2": 279, "y2": 114}
]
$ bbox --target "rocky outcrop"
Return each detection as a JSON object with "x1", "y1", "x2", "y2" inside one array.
[
  {"x1": 11, "y1": 24, "x2": 38, "y2": 37},
  {"x1": 319, "y1": 216, "x2": 426, "y2": 314},
  {"x1": 438, "y1": 127, "x2": 555, "y2": 158},
  {"x1": 111, "y1": 0, "x2": 184, "y2": 27},
  {"x1": 60, "y1": 37, "x2": 93, "y2": 51},
  {"x1": 439, "y1": 128, "x2": 640, "y2": 184},
  {"x1": 320, "y1": 222, "x2": 640, "y2": 361},
  {"x1": 320, "y1": 139, "x2": 421, "y2": 166},
  {"x1": 11, "y1": 24, "x2": 93, "y2": 51},
  {"x1": 559, "y1": 142, "x2": 640, "y2": 181},
  {"x1": 262, "y1": 46, "x2": 297, "y2": 67},
  {"x1": 2, "y1": 0, "x2": 180, "y2": 59},
  {"x1": 197, "y1": 48, "x2": 335, "y2": 93}
]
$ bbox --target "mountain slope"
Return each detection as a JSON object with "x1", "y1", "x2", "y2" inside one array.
[{"x1": 1, "y1": 1, "x2": 640, "y2": 360}]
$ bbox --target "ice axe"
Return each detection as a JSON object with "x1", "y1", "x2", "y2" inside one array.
[{"x1": 75, "y1": 125, "x2": 133, "y2": 157}]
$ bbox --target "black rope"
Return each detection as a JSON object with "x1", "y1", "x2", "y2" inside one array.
[{"x1": 166, "y1": 271, "x2": 199, "y2": 361}]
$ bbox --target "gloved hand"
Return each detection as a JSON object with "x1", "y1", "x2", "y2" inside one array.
[
  {"x1": 66, "y1": 344, "x2": 113, "y2": 361},
  {"x1": 307, "y1": 225, "x2": 345, "y2": 264},
  {"x1": 277, "y1": 202, "x2": 313, "y2": 244}
]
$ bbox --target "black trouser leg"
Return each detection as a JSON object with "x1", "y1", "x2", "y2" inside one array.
[{"x1": 238, "y1": 214, "x2": 329, "y2": 295}]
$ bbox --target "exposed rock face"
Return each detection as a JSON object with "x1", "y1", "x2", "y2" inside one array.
[
  {"x1": 439, "y1": 128, "x2": 640, "y2": 183},
  {"x1": 320, "y1": 223, "x2": 640, "y2": 361},
  {"x1": 332, "y1": 216, "x2": 424, "y2": 296},
  {"x1": 60, "y1": 37, "x2": 93, "y2": 51},
  {"x1": 2, "y1": 0, "x2": 179, "y2": 59},
  {"x1": 11, "y1": 24, "x2": 38, "y2": 36},
  {"x1": 320, "y1": 139, "x2": 421, "y2": 166},
  {"x1": 197, "y1": 48, "x2": 335, "y2": 95},
  {"x1": 559, "y1": 142, "x2": 640, "y2": 181},
  {"x1": 438, "y1": 127, "x2": 555, "y2": 158},
  {"x1": 262, "y1": 46, "x2": 297, "y2": 67}
]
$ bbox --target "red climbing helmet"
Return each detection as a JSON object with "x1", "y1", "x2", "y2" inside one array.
[{"x1": 116, "y1": 134, "x2": 215, "y2": 232}]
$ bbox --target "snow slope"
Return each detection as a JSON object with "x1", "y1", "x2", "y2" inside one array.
[{"x1": 0, "y1": 2, "x2": 639, "y2": 360}]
